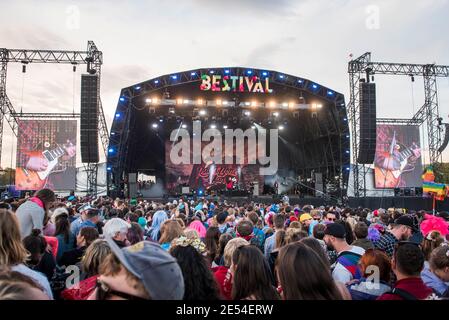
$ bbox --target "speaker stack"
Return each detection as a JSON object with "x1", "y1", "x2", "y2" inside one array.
[
  {"x1": 80, "y1": 74, "x2": 99, "y2": 163},
  {"x1": 357, "y1": 82, "x2": 377, "y2": 164}
]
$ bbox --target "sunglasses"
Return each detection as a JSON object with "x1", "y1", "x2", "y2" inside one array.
[
  {"x1": 326, "y1": 218, "x2": 336, "y2": 221},
  {"x1": 96, "y1": 279, "x2": 147, "y2": 301}
]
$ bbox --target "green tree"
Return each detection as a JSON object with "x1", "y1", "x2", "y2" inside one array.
[{"x1": 0, "y1": 168, "x2": 15, "y2": 187}]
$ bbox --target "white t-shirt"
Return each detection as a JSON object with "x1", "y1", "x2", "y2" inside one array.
[
  {"x1": 332, "y1": 245, "x2": 365, "y2": 284},
  {"x1": 11, "y1": 264, "x2": 54, "y2": 299}
]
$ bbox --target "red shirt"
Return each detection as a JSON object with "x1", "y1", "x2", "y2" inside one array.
[
  {"x1": 213, "y1": 266, "x2": 233, "y2": 300},
  {"x1": 377, "y1": 277, "x2": 433, "y2": 300}
]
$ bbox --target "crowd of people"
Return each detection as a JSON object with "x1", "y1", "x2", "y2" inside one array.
[{"x1": 0, "y1": 188, "x2": 448, "y2": 300}]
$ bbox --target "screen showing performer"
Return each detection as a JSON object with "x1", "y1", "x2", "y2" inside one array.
[
  {"x1": 15, "y1": 120, "x2": 77, "y2": 191},
  {"x1": 374, "y1": 124, "x2": 423, "y2": 189}
]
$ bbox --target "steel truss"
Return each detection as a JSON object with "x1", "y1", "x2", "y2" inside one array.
[
  {"x1": 0, "y1": 41, "x2": 109, "y2": 195},
  {"x1": 348, "y1": 52, "x2": 449, "y2": 197}
]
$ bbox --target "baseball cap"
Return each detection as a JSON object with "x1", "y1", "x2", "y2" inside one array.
[
  {"x1": 78, "y1": 203, "x2": 93, "y2": 213},
  {"x1": 299, "y1": 213, "x2": 313, "y2": 223},
  {"x1": 394, "y1": 215, "x2": 415, "y2": 230},
  {"x1": 105, "y1": 237, "x2": 184, "y2": 300},
  {"x1": 324, "y1": 223, "x2": 346, "y2": 239}
]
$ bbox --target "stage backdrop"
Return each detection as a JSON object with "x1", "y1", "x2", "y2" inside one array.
[
  {"x1": 165, "y1": 138, "x2": 262, "y2": 194},
  {"x1": 15, "y1": 120, "x2": 77, "y2": 191},
  {"x1": 374, "y1": 124, "x2": 423, "y2": 189}
]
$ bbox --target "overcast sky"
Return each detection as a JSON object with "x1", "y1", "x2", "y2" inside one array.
[{"x1": 1, "y1": 0, "x2": 448, "y2": 168}]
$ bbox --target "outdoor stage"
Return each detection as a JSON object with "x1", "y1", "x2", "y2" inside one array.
[{"x1": 107, "y1": 67, "x2": 350, "y2": 200}]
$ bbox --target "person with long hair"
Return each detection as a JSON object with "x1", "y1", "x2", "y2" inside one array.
[
  {"x1": 277, "y1": 242, "x2": 343, "y2": 300},
  {"x1": 54, "y1": 213, "x2": 75, "y2": 264},
  {"x1": 214, "y1": 233, "x2": 233, "y2": 267},
  {"x1": 0, "y1": 269, "x2": 50, "y2": 300},
  {"x1": 59, "y1": 226, "x2": 99, "y2": 267},
  {"x1": 231, "y1": 245, "x2": 280, "y2": 300},
  {"x1": 159, "y1": 220, "x2": 183, "y2": 251},
  {"x1": 147, "y1": 210, "x2": 168, "y2": 242},
  {"x1": 205, "y1": 227, "x2": 220, "y2": 266},
  {"x1": 15, "y1": 189, "x2": 56, "y2": 238},
  {"x1": 169, "y1": 237, "x2": 220, "y2": 300},
  {"x1": 0, "y1": 209, "x2": 53, "y2": 299}
]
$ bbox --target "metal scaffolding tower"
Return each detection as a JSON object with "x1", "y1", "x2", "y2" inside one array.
[
  {"x1": 0, "y1": 41, "x2": 109, "y2": 194},
  {"x1": 348, "y1": 52, "x2": 449, "y2": 197}
]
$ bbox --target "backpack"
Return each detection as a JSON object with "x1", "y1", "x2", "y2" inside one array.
[{"x1": 387, "y1": 288, "x2": 418, "y2": 300}]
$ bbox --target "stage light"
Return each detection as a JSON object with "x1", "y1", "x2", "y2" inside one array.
[
  {"x1": 135, "y1": 86, "x2": 141, "y2": 90},
  {"x1": 182, "y1": 124, "x2": 187, "y2": 129},
  {"x1": 273, "y1": 112, "x2": 279, "y2": 117},
  {"x1": 251, "y1": 125, "x2": 256, "y2": 129},
  {"x1": 177, "y1": 98, "x2": 183, "y2": 105},
  {"x1": 151, "y1": 97, "x2": 159, "y2": 104},
  {"x1": 199, "y1": 110, "x2": 206, "y2": 116},
  {"x1": 210, "y1": 124, "x2": 217, "y2": 129},
  {"x1": 297, "y1": 79, "x2": 303, "y2": 84},
  {"x1": 224, "y1": 69, "x2": 230, "y2": 74},
  {"x1": 346, "y1": 150, "x2": 350, "y2": 154},
  {"x1": 346, "y1": 135, "x2": 350, "y2": 138},
  {"x1": 262, "y1": 71, "x2": 268, "y2": 77},
  {"x1": 346, "y1": 167, "x2": 351, "y2": 171},
  {"x1": 312, "y1": 84, "x2": 319, "y2": 90},
  {"x1": 159, "y1": 118, "x2": 164, "y2": 122},
  {"x1": 216, "y1": 99, "x2": 222, "y2": 106},
  {"x1": 119, "y1": 97, "x2": 125, "y2": 102},
  {"x1": 108, "y1": 148, "x2": 114, "y2": 153},
  {"x1": 279, "y1": 74, "x2": 285, "y2": 79},
  {"x1": 223, "y1": 101, "x2": 229, "y2": 106},
  {"x1": 197, "y1": 99, "x2": 204, "y2": 106},
  {"x1": 111, "y1": 132, "x2": 115, "y2": 136},
  {"x1": 223, "y1": 125, "x2": 228, "y2": 129},
  {"x1": 198, "y1": 189, "x2": 204, "y2": 195},
  {"x1": 154, "y1": 80, "x2": 159, "y2": 84},
  {"x1": 269, "y1": 101, "x2": 276, "y2": 108},
  {"x1": 107, "y1": 167, "x2": 112, "y2": 171},
  {"x1": 251, "y1": 101, "x2": 258, "y2": 107},
  {"x1": 317, "y1": 104, "x2": 323, "y2": 109},
  {"x1": 327, "y1": 90, "x2": 334, "y2": 96},
  {"x1": 183, "y1": 100, "x2": 189, "y2": 104},
  {"x1": 191, "y1": 72, "x2": 196, "y2": 76},
  {"x1": 244, "y1": 111, "x2": 251, "y2": 116},
  {"x1": 244, "y1": 102, "x2": 251, "y2": 106},
  {"x1": 278, "y1": 125, "x2": 284, "y2": 130},
  {"x1": 209, "y1": 70, "x2": 215, "y2": 74},
  {"x1": 115, "y1": 113, "x2": 121, "y2": 118},
  {"x1": 145, "y1": 98, "x2": 152, "y2": 104},
  {"x1": 169, "y1": 108, "x2": 175, "y2": 114},
  {"x1": 343, "y1": 118, "x2": 347, "y2": 121},
  {"x1": 247, "y1": 70, "x2": 252, "y2": 75},
  {"x1": 288, "y1": 102, "x2": 295, "y2": 109},
  {"x1": 282, "y1": 102, "x2": 288, "y2": 108},
  {"x1": 171, "y1": 75, "x2": 178, "y2": 80},
  {"x1": 152, "y1": 123, "x2": 158, "y2": 128}
]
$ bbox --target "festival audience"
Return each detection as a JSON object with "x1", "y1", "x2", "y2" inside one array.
[{"x1": 2, "y1": 189, "x2": 449, "y2": 301}]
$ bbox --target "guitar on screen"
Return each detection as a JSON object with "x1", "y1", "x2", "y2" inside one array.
[{"x1": 16, "y1": 141, "x2": 76, "y2": 190}]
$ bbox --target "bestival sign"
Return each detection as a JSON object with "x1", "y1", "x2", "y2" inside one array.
[{"x1": 200, "y1": 74, "x2": 273, "y2": 93}]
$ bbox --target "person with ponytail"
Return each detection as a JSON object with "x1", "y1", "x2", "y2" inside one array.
[
  {"x1": 16, "y1": 189, "x2": 56, "y2": 239},
  {"x1": 23, "y1": 229, "x2": 56, "y2": 281}
]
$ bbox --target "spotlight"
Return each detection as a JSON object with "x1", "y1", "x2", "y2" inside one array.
[
  {"x1": 224, "y1": 69, "x2": 230, "y2": 74},
  {"x1": 191, "y1": 72, "x2": 196, "y2": 76},
  {"x1": 251, "y1": 101, "x2": 258, "y2": 107},
  {"x1": 317, "y1": 104, "x2": 323, "y2": 109},
  {"x1": 216, "y1": 99, "x2": 222, "y2": 106},
  {"x1": 199, "y1": 110, "x2": 206, "y2": 116},
  {"x1": 177, "y1": 98, "x2": 183, "y2": 105},
  {"x1": 244, "y1": 111, "x2": 251, "y2": 116},
  {"x1": 119, "y1": 97, "x2": 125, "y2": 102},
  {"x1": 251, "y1": 125, "x2": 256, "y2": 129},
  {"x1": 152, "y1": 123, "x2": 158, "y2": 128},
  {"x1": 183, "y1": 100, "x2": 189, "y2": 104},
  {"x1": 269, "y1": 101, "x2": 276, "y2": 108},
  {"x1": 223, "y1": 101, "x2": 229, "y2": 106},
  {"x1": 145, "y1": 98, "x2": 152, "y2": 104},
  {"x1": 273, "y1": 112, "x2": 279, "y2": 117},
  {"x1": 210, "y1": 124, "x2": 217, "y2": 129},
  {"x1": 154, "y1": 80, "x2": 159, "y2": 84},
  {"x1": 151, "y1": 97, "x2": 159, "y2": 104},
  {"x1": 182, "y1": 124, "x2": 187, "y2": 129},
  {"x1": 197, "y1": 99, "x2": 204, "y2": 106},
  {"x1": 171, "y1": 75, "x2": 178, "y2": 80},
  {"x1": 223, "y1": 125, "x2": 228, "y2": 129},
  {"x1": 108, "y1": 148, "x2": 114, "y2": 153},
  {"x1": 115, "y1": 113, "x2": 121, "y2": 118},
  {"x1": 135, "y1": 86, "x2": 141, "y2": 90},
  {"x1": 288, "y1": 102, "x2": 295, "y2": 109},
  {"x1": 244, "y1": 102, "x2": 251, "y2": 106},
  {"x1": 278, "y1": 125, "x2": 284, "y2": 130},
  {"x1": 282, "y1": 102, "x2": 288, "y2": 108},
  {"x1": 262, "y1": 71, "x2": 268, "y2": 77}
]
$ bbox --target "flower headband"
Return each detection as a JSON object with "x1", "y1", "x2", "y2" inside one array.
[{"x1": 171, "y1": 236, "x2": 206, "y2": 253}]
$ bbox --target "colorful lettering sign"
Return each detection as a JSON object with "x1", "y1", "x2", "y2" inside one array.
[{"x1": 200, "y1": 75, "x2": 273, "y2": 93}]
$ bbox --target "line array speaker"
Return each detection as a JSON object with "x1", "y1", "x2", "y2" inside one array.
[
  {"x1": 357, "y1": 82, "x2": 376, "y2": 164},
  {"x1": 80, "y1": 74, "x2": 99, "y2": 163}
]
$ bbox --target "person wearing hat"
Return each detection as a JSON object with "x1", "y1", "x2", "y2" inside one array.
[
  {"x1": 373, "y1": 215, "x2": 414, "y2": 258},
  {"x1": 88, "y1": 238, "x2": 184, "y2": 300},
  {"x1": 299, "y1": 213, "x2": 317, "y2": 236},
  {"x1": 70, "y1": 203, "x2": 94, "y2": 236},
  {"x1": 324, "y1": 223, "x2": 365, "y2": 284}
]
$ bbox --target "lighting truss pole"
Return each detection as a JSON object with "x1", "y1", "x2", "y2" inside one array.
[
  {"x1": 348, "y1": 52, "x2": 449, "y2": 197},
  {"x1": 0, "y1": 41, "x2": 109, "y2": 195}
]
